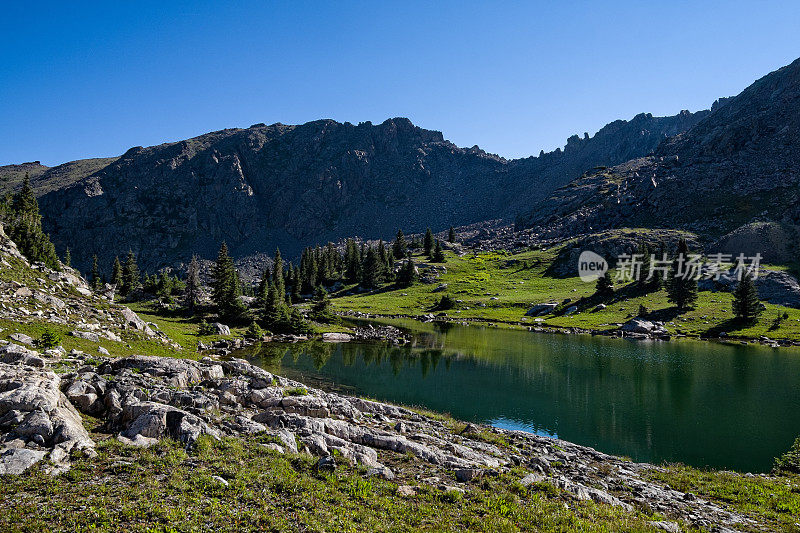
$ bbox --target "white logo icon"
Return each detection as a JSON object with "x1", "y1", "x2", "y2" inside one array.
[{"x1": 578, "y1": 250, "x2": 608, "y2": 282}]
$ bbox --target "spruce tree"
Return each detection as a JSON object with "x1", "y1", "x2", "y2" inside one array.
[
  {"x1": 184, "y1": 255, "x2": 201, "y2": 315},
  {"x1": 212, "y1": 242, "x2": 243, "y2": 318},
  {"x1": 392, "y1": 229, "x2": 408, "y2": 258},
  {"x1": 424, "y1": 228, "x2": 434, "y2": 257},
  {"x1": 448, "y1": 226, "x2": 456, "y2": 243},
  {"x1": 362, "y1": 246, "x2": 381, "y2": 289},
  {"x1": 595, "y1": 271, "x2": 614, "y2": 299},
  {"x1": 432, "y1": 239, "x2": 446, "y2": 262},
  {"x1": 90, "y1": 255, "x2": 101, "y2": 291},
  {"x1": 6, "y1": 174, "x2": 59, "y2": 269},
  {"x1": 256, "y1": 266, "x2": 271, "y2": 309},
  {"x1": 63, "y1": 248, "x2": 71, "y2": 267},
  {"x1": 377, "y1": 240, "x2": 388, "y2": 275},
  {"x1": 636, "y1": 243, "x2": 655, "y2": 291},
  {"x1": 385, "y1": 249, "x2": 396, "y2": 282},
  {"x1": 121, "y1": 250, "x2": 141, "y2": 297},
  {"x1": 397, "y1": 258, "x2": 418, "y2": 287},
  {"x1": 344, "y1": 240, "x2": 361, "y2": 283},
  {"x1": 272, "y1": 248, "x2": 285, "y2": 302},
  {"x1": 732, "y1": 272, "x2": 762, "y2": 322},
  {"x1": 666, "y1": 239, "x2": 698, "y2": 310},
  {"x1": 111, "y1": 256, "x2": 123, "y2": 288}
]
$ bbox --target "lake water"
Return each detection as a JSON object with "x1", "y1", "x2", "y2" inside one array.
[{"x1": 241, "y1": 320, "x2": 800, "y2": 472}]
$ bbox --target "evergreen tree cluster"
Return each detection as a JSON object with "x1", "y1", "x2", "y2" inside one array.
[
  {"x1": 1, "y1": 175, "x2": 59, "y2": 269},
  {"x1": 297, "y1": 238, "x2": 398, "y2": 293}
]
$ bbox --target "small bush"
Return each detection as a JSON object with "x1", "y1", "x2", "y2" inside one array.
[
  {"x1": 245, "y1": 321, "x2": 264, "y2": 339},
  {"x1": 774, "y1": 437, "x2": 800, "y2": 474},
  {"x1": 284, "y1": 387, "x2": 308, "y2": 396},
  {"x1": 197, "y1": 320, "x2": 216, "y2": 336},
  {"x1": 434, "y1": 294, "x2": 455, "y2": 311},
  {"x1": 40, "y1": 328, "x2": 62, "y2": 349}
]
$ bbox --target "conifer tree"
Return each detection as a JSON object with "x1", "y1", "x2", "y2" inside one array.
[
  {"x1": 637, "y1": 243, "x2": 656, "y2": 291},
  {"x1": 397, "y1": 258, "x2": 418, "y2": 287},
  {"x1": 595, "y1": 271, "x2": 614, "y2": 299},
  {"x1": 256, "y1": 266, "x2": 271, "y2": 309},
  {"x1": 6, "y1": 174, "x2": 59, "y2": 269},
  {"x1": 272, "y1": 248, "x2": 285, "y2": 302},
  {"x1": 448, "y1": 226, "x2": 456, "y2": 243},
  {"x1": 392, "y1": 229, "x2": 408, "y2": 258},
  {"x1": 432, "y1": 239, "x2": 446, "y2": 263},
  {"x1": 345, "y1": 239, "x2": 361, "y2": 283},
  {"x1": 666, "y1": 239, "x2": 698, "y2": 310},
  {"x1": 111, "y1": 256, "x2": 123, "y2": 289},
  {"x1": 90, "y1": 255, "x2": 101, "y2": 291},
  {"x1": 732, "y1": 272, "x2": 762, "y2": 322},
  {"x1": 362, "y1": 246, "x2": 381, "y2": 289},
  {"x1": 63, "y1": 248, "x2": 71, "y2": 267},
  {"x1": 184, "y1": 255, "x2": 201, "y2": 315},
  {"x1": 121, "y1": 250, "x2": 141, "y2": 297},
  {"x1": 385, "y1": 249, "x2": 396, "y2": 282},
  {"x1": 212, "y1": 242, "x2": 243, "y2": 318},
  {"x1": 424, "y1": 228, "x2": 434, "y2": 256}
]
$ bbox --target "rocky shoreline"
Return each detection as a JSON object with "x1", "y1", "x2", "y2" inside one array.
[
  {"x1": 338, "y1": 310, "x2": 800, "y2": 349},
  {"x1": 0, "y1": 344, "x2": 761, "y2": 530}
]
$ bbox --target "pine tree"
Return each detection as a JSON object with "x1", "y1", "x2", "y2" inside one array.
[
  {"x1": 397, "y1": 258, "x2": 418, "y2": 287},
  {"x1": 184, "y1": 255, "x2": 201, "y2": 315},
  {"x1": 11, "y1": 175, "x2": 37, "y2": 214},
  {"x1": 392, "y1": 229, "x2": 408, "y2": 258},
  {"x1": 63, "y1": 248, "x2": 71, "y2": 267},
  {"x1": 448, "y1": 226, "x2": 456, "y2": 243},
  {"x1": 344, "y1": 240, "x2": 361, "y2": 283},
  {"x1": 362, "y1": 246, "x2": 381, "y2": 289},
  {"x1": 385, "y1": 249, "x2": 396, "y2": 282},
  {"x1": 637, "y1": 243, "x2": 654, "y2": 291},
  {"x1": 666, "y1": 239, "x2": 698, "y2": 310},
  {"x1": 121, "y1": 250, "x2": 141, "y2": 297},
  {"x1": 256, "y1": 266, "x2": 271, "y2": 309},
  {"x1": 375, "y1": 240, "x2": 388, "y2": 281},
  {"x1": 732, "y1": 272, "x2": 762, "y2": 322},
  {"x1": 6, "y1": 174, "x2": 59, "y2": 269},
  {"x1": 111, "y1": 256, "x2": 123, "y2": 289},
  {"x1": 423, "y1": 228, "x2": 434, "y2": 257},
  {"x1": 90, "y1": 255, "x2": 101, "y2": 291},
  {"x1": 595, "y1": 271, "x2": 614, "y2": 299},
  {"x1": 212, "y1": 242, "x2": 243, "y2": 318},
  {"x1": 272, "y1": 248, "x2": 285, "y2": 302},
  {"x1": 432, "y1": 239, "x2": 446, "y2": 263}
]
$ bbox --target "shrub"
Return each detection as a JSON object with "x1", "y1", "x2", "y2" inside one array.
[
  {"x1": 434, "y1": 294, "x2": 455, "y2": 311},
  {"x1": 774, "y1": 437, "x2": 800, "y2": 474},
  {"x1": 197, "y1": 320, "x2": 216, "y2": 336},
  {"x1": 245, "y1": 321, "x2": 264, "y2": 339},
  {"x1": 40, "y1": 328, "x2": 62, "y2": 349}
]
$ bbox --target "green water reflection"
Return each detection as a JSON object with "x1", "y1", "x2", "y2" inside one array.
[{"x1": 242, "y1": 320, "x2": 800, "y2": 472}]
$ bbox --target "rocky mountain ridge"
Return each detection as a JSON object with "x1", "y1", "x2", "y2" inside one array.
[
  {"x1": 517, "y1": 56, "x2": 800, "y2": 255},
  {"x1": 3, "y1": 109, "x2": 707, "y2": 272}
]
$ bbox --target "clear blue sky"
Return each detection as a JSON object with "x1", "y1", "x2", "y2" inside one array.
[{"x1": 2, "y1": 1, "x2": 799, "y2": 166}]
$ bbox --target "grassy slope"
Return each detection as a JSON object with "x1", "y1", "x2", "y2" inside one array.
[
  {"x1": 330, "y1": 246, "x2": 800, "y2": 342},
  {"x1": 1, "y1": 432, "x2": 798, "y2": 532},
  {"x1": 0, "y1": 433, "x2": 708, "y2": 533}
]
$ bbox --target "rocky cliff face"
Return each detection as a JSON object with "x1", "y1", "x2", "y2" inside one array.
[
  {"x1": 517, "y1": 57, "x2": 800, "y2": 248},
  {"x1": 23, "y1": 112, "x2": 704, "y2": 272}
]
